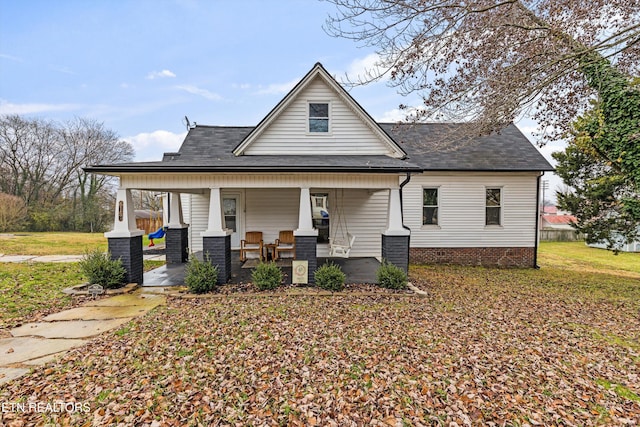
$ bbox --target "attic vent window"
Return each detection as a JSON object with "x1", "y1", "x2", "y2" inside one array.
[{"x1": 309, "y1": 102, "x2": 329, "y2": 133}]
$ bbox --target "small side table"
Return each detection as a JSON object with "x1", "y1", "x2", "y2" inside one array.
[{"x1": 264, "y1": 243, "x2": 277, "y2": 261}]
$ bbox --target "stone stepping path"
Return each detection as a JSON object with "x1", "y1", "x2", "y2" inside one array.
[{"x1": 0, "y1": 291, "x2": 165, "y2": 385}]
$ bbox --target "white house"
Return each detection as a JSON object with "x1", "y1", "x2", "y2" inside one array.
[{"x1": 86, "y1": 63, "x2": 553, "y2": 284}]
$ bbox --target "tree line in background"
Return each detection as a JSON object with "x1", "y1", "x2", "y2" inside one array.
[{"x1": 0, "y1": 114, "x2": 134, "y2": 233}]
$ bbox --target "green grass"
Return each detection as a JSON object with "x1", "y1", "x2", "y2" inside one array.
[
  {"x1": 0, "y1": 263, "x2": 84, "y2": 327},
  {"x1": 0, "y1": 260, "x2": 166, "y2": 328},
  {"x1": 0, "y1": 232, "x2": 163, "y2": 255},
  {"x1": 596, "y1": 379, "x2": 640, "y2": 402},
  {"x1": 539, "y1": 241, "x2": 640, "y2": 277}
]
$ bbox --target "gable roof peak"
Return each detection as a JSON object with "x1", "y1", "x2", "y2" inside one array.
[{"x1": 232, "y1": 62, "x2": 406, "y2": 159}]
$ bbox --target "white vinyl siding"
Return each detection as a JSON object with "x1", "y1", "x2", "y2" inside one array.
[
  {"x1": 244, "y1": 188, "x2": 300, "y2": 245},
  {"x1": 244, "y1": 77, "x2": 394, "y2": 156},
  {"x1": 185, "y1": 193, "x2": 209, "y2": 252},
  {"x1": 404, "y1": 172, "x2": 539, "y2": 248}
]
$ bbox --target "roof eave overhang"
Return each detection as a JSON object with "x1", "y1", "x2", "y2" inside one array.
[{"x1": 84, "y1": 165, "x2": 422, "y2": 174}]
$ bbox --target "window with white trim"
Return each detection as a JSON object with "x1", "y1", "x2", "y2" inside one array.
[
  {"x1": 308, "y1": 102, "x2": 329, "y2": 133},
  {"x1": 485, "y1": 188, "x2": 501, "y2": 225},
  {"x1": 423, "y1": 188, "x2": 438, "y2": 225}
]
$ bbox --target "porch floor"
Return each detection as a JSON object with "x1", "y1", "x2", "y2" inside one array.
[{"x1": 142, "y1": 251, "x2": 380, "y2": 287}]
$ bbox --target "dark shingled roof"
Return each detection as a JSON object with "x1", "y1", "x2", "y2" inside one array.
[
  {"x1": 380, "y1": 123, "x2": 554, "y2": 171},
  {"x1": 85, "y1": 123, "x2": 553, "y2": 174}
]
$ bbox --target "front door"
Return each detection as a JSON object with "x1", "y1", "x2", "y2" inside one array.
[{"x1": 223, "y1": 194, "x2": 242, "y2": 248}]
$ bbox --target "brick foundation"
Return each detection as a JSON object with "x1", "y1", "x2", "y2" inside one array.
[{"x1": 409, "y1": 247, "x2": 535, "y2": 268}]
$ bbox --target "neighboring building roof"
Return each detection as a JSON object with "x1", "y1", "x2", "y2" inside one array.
[
  {"x1": 134, "y1": 209, "x2": 163, "y2": 219},
  {"x1": 543, "y1": 215, "x2": 576, "y2": 226}
]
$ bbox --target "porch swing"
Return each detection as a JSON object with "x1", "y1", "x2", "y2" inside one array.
[{"x1": 328, "y1": 189, "x2": 356, "y2": 258}]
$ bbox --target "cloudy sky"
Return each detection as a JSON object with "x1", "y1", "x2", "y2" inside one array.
[{"x1": 0, "y1": 0, "x2": 564, "y2": 195}]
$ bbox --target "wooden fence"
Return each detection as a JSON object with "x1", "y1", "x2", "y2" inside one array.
[
  {"x1": 136, "y1": 218, "x2": 163, "y2": 235},
  {"x1": 540, "y1": 229, "x2": 583, "y2": 242}
]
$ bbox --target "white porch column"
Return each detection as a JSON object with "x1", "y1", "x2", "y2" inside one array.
[
  {"x1": 105, "y1": 188, "x2": 143, "y2": 238},
  {"x1": 162, "y1": 193, "x2": 169, "y2": 226},
  {"x1": 294, "y1": 187, "x2": 318, "y2": 236},
  {"x1": 201, "y1": 187, "x2": 232, "y2": 237},
  {"x1": 385, "y1": 188, "x2": 410, "y2": 236},
  {"x1": 167, "y1": 192, "x2": 187, "y2": 229}
]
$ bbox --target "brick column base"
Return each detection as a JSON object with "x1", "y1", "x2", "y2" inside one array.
[
  {"x1": 294, "y1": 235, "x2": 317, "y2": 285},
  {"x1": 166, "y1": 227, "x2": 189, "y2": 264},
  {"x1": 202, "y1": 235, "x2": 231, "y2": 285},
  {"x1": 381, "y1": 234, "x2": 410, "y2": 274},
  {"x1": 108, "y1": 235, "x2": 144, "y2": 284}
]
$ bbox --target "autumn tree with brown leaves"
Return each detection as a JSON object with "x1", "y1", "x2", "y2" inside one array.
[
  {"x1": 325, "y1": 0, "x2": 640, "y2": 141},
  {"x1": 326, "y1": 0, "x2": 640, "y2": 248}
]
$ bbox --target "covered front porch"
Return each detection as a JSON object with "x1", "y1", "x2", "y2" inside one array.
[{"x1": 104, "y1": 172, "x2": 410, "y2": 286}]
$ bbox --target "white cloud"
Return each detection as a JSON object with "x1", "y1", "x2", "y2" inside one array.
[
  {"x1": 146, "y1": 69, "x2": 177, "y2": 79},
  {"x1": 0, "y1": 99, "x2": 81, "y2": 115},
  {"x1": 342, "y1": 53, "x2": 388, "y2": 84},
  {"x1": 49, "y1": 65, "x2": 75, "y2": 75},
  {"x1": 232, "y1": 83, "x2": 251, "y2": 90},
  {"x1": 375, "y1": 106, "x2": 424, "y2": 123},
  {"x1": 255, "y1": 78, "x2": 298, "y2": 95},
  {"x1": 175, "y1": 84, "x2": 222, "y2": 100},
  {"x1": 376, "y1": 108, "x2": 407, "y2": 122},
  {"x1": 0, "y1": 53, "x2": 23, "y2": 62},
  {"x1": 124, "y1": 130, "x2": 187, "y2": 162}
]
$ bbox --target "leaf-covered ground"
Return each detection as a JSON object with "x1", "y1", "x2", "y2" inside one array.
[{"x1": 1, "y1": 259, "x2": 639, "y2": 426}]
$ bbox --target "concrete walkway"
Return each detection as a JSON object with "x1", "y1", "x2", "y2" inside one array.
[
  {"x1": 0, "y1": 254, "x2": 166, "y2": 262},
  {"x1": 0, "y1": 290, "x2": 166, "y2": 385}
]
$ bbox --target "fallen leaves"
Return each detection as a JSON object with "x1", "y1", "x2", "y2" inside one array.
[{"x1": 1, "y1": 264, "x2": 639, "y2": 425}]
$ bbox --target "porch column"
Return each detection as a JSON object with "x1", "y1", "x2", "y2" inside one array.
[
  {"x1": 201, "y1": 187, "x2": 232, "y2": 284},
  {"x1": 382, "y1": 188, "x2": 410, "y2": 274},
  {"x1": 166, "y1": 192, "x2": 189, "y2": 264},
  {"x1": 294, "y1": 187, "x2": 319, "y2": 284},
  {"x1": 104, "y1": 188, "x2": 144, "y2": 284},
  {"x1": 162, "y1": 193, "x2": 169, "y2": 225}
]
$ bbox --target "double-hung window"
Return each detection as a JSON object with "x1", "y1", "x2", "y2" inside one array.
[
  {"x1": 423, "y1": 188, "x2": 438, "y2": 225},
  {"x1": 485, "y1": 188, "x2": 501, "y2": 226},
  {"x1": 308, "y1": 102, "x2": 329, "y2": 133}
]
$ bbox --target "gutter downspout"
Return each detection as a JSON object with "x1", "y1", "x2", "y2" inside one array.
[
  {"x1": 534, "y1": 172, "x2": 543, "y2": 269},
  {"x1": 399, "y1": 172, "x2": 412, "y2": 232}
]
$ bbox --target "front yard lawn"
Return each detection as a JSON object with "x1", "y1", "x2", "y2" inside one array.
[
  {"x1": 0, "y1": 263, "x2": 83, "y2": 329},
  {"x1": 0, "y1": 232, "x2": 162, "y2": 255},
  {"x1": 1, "y1": 242, "x2": 638, "y2": 425},
  {"x1": 0, "y1": 261, "x2": 166, "y2": 330}
]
